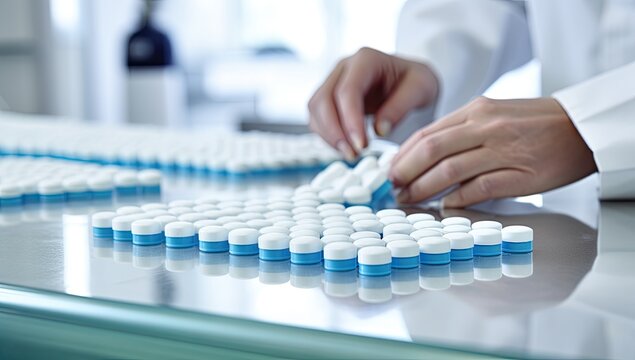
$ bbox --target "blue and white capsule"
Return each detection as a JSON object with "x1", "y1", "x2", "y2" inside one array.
[
  {"x1": 417, "y1": 236, "x2": 451, "y2": 265},
  {"x1": 386, "y1": 240, "x2": 419, "y2": 269},
  {"x1": 131, "y1": 219, "x2": 163, "y2": 246},
  {"x1": 258, "y1": 233, "x2": 291, "y2": 261},
  {"x1": 91, "y1": 211, "x2": 117, "y2": 238},
  {"x1": 323, "y1": 242, "x2": 357, "y2": 271},
  {"x1": 501, "y1": 225, "x2": 533, "y2": 253},
  {"x1": 164, "y1": 221, "x2": 197, "y2": 248},
  {"x1": 469, "y1": 228, "x2": 502, "y2": 256},
  {"x1": 290, "y1": 236, "x2": 323, "y2": 265},
  {"x1": 228, "y1": 228, "x2": 260, "y2": 256},
  {"x1": 198, "y1": 225, "x2": 229, "y2": 253},
  {"x1": 443, "y1": 232, "x2": 474, "y2": 261}
]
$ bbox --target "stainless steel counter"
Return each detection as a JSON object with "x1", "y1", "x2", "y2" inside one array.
[{"x1": 0, "y1": 172, "x2": 633, "y2": 359}]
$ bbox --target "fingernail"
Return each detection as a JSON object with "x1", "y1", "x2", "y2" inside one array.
[
  {"x1": 397, "y1": 188, "x2": 410, "y2": 203},
  {"x1": 377, "y1": 119, "x2": 392, "y2": 137},
  {"x1": 337, "y1": 140, "x2": 356, "y2": 162},
  {"x1": 350, "y1": 133, "x2": 364, "y2": 154}
]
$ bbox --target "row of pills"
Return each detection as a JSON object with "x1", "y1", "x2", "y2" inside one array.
[
  {"x1": 0, "y1": 113, "x2": 341, "y2": 175},
  {"x1": 0, "y1": 157, "x2": 161, "y2": 207},
  {"x1": 92, "y1": 239, "x2": 533, "y2": 302},
  {"x1": 307, "y1": 153, "x2": 396, "y2": 206},
  {"x1": 91, "y1": 196, "x2": 533, "y2": 277}
]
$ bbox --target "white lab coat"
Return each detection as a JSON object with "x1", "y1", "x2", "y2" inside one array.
[{"x1": 395, "y1": 0, "x2": 635, "y2": 199}]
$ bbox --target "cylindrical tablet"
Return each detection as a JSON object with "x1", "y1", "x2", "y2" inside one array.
[
  {"x1": 290, "y1": 223, "x2": 322, "y2": 235},
  {"x1": 443, "y1": 232, "x2": 474, "y2": 260},
  {"x1": 352, "y1": 219, "x2": 383, "y2": 234},
  {"x1": 258, "y1": 233, "x2": 291, "y2": 261},
  {"x1": 316, "y1": 203, "x2": 345, "y2": 212},
  {"x1": 358, "y1": 246, "x2": 391, "y2": 276},
  {"x1": 343, "y1": 186, "x2": 371, "y2": 205},
  {"x1": 38, "y1": 181, "x2": 66, "y2": 201},
  {"x1": 442, "y1": 224, "x2": 471, "y2": 234},
  {"x1": 321, "y1": 217, "x2": 351, "y2": 226},
  {"x1": 290, "y1": 229, "x2": 320, "y2": 238},
  {"x1": 382, "y1": 223, "x2": 414, "y2": 236},
  {"x1": 344, "y1": 205, "x2": 373, "y2": 216},
  {"x1": 199, "y1": 225, "x2": 229, "y2": 253},
  {"x1": 406, "y1": 213, "x2": 435, "y2": 224},
  {"x1": 379, "y1": 216, "x2": 410, "y2": 226},
  {"x1": 131, "y1": 219, "x2": 163, "y2": 245},
  {"x1": 319, "y1": 208, "x2": 347, "y2": 218},
  {"x1": 169, "y1": 199, "x2": 196, "y2": 208},
  {"x1": 178, "y1": 213, "x2": 207, "y2": 223},
  {"x1": 323, "y1": 242, "x2": 357, "y2": 271},
  {"x1": 352, "y1": 156, "x2": 378, "y2": 176},
  {"x1": 441, "y1": 216, "x2": 471, "y2": 227},
  {"x1": 154, "y1": 215, "x2": 178, "y2": 230},
  {"x1": 289, "y1": 236, "x2": 323, "y2": 264},
  {"x1": 349, "y1": 213, "x2": 378, "y2": 222},
  {"x1": 318, "y1": 188, "x2": 344, "y2": 203},
  {"x1": 112, "y1": 215, "x2": 145, "y2": 241},
  {"x1": 353, "y1": 238, "x2": 386, "y2": 248},
  {"x1": 164, "y1": 221, "x2": 196, "y2": 248},
  {"x1": 410, "y1": 228, "x2": 444, "y2": 240},
  {"x1": 350, "y1": 231, "x2": 381, "y2": 241},
  {"x1": 228, "y1": 228, "x2": 259, "y2": 255},
  {"x1": 472, "y1": 220, "x2": 503, "y2": 231},
  {"x1": 469, "y1": 228, "x2": 502, "y2": 256},
  {"x1": 322, "y1": 227, "x2": 354, "y2": 236},
  {"x1": 116, "y1": 206, "x2": 144, "y2": 216},
  {"x1": 246, "y1": 219, "x2": 273, "y2": 230},
  {"x1": 376, "y1": 209, "x2": 406, "y2": 219},
  {"x1": 413, "y1": 220, "x2": 443, "y2": 230},
  {"x1": 92, "y1": 211, "x2": 117, "y2": 238},
  {"x1": 168, "y1": 207, "x2": 193, "y2": 216},
  {"x1": 321, "y1": 234, "x2": 353, "y2": 245},
  {"x1": 417, "y1": 236, "x2": 451, "y2": 265},
  {"x1": 382, "y1": 234, "x2": 414, "y2": 243},
  {"x1": 259, "y1": 226, "x2": 289, "y2": 235},
  {"x1": 501, "y1": 225, "x2": 533, "y2": 253},
  {"x1": 387, "y1": 240, "x2": 419, "y2": 269},
  {"x1": 194, "y1": 219, "x2": 220, "y2": 232}
]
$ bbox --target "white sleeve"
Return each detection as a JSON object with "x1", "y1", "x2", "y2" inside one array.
[
  {"x1": 395, "y1": 0, "x2": 533, "y2": 118},
  {"x1": 553, "y1": 61, "x2": 635, "y2": 200}
]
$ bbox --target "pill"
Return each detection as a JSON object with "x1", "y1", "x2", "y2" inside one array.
[
  {"x1": 322, "y1": 227, "x2": 354, "y2": 236},
  {"x1": 379, "y1": 216, "x2": 410, "y2": 226},
  {"x1": 293, "y1": 199, "x2": 321, "y2": 208},
  {"x1": 38, "y1": 179, "x2": 65, "y2": 202},
  {"x1": 91, "y1": 211, "x2": 117, "y2": 238},
  {"x1": 334, "y1": 172, "x2": 361, "y2": 192},
  {"x1": 290, "y1": 229, "x2": 320, "y2": 238},
  {"x1": 361, "y1": 168, "x2": 391, "y2": 195},
  {"x1": 472, "y1": 220, "x2": 503, "y2": 231},
  {"x1": 352, "y1": 219, "x2": 383, "y2": 234},
  {"x1": 198, "y1": 225, "x2": 229, "y2": 253},
  {"x1": 358, "y1": 246, "x2": 392, "y2": 277},
  {"x1": 382, "y1": 223, "x2": 414, "y2": 236},
  {"x1": 319, "y1": 208, "x2": 347, "y2": 218},
  {"x1": 382, "y1": 234, "x2": 414, "y2": 243},
  {"x1": 353, "y1": 238, "x2": 385, "y2": 248},
  {"x1": 352, "y1": 156, "x2": 378, "y2": 176},
  {"x1": 343, "y1": 186, "x2": 371, "y2": 206},
  {"x1": 153, "y1": 215, "x2": 178, "y2": 230},
  {"x1": 469, "y1": 228, "x2": 502, "y2": 256},
  {"x1": 321, "y1": 216, "x2": 350, "y2": 225},
  {"x1": 112, "y1": 214, "x2": 146, "y2": 241},
  {"x1": 406, "y1": 213, "x2": 435, "y2": 224},
  {"x1": 131, "y1": 219, "x2": 163, "y2": 246},
  {"x1": 386, "y1": 240, "x2": 420, "y2": 269},
  {"x1": 322, "y1": 221, "x2": 353, "y2": 230},
  {"x1": 291, "y1": 206, "x2": 319, "y2": 215},
  {"x1": 348, "y1": 213, "x2": 378, "y2": 222},
  {"x1": 178, "y1": 213, "x2": 208, "y2": 223},
  {"x1": 344, "y1": 205, "x2": 373, "y2": 216},
  {"x1": 114, "y1": 171, "x2": 138, "y2": 195},
  {"x1": 137, "y1": 169, "x2": 161, "y2": 193},
  {"x1": 164, "y1": 221, "x2": 197, "y2": 248},
  {"x1": 310, "y1": 161, "x2": 348, "y2": 190},
  {"x1": 168, "y1": 207, "x2": 193, "y2": 216},
  {"x1": 88, "y1": 176, "x2": 114, "y2": 198},
  {"x1": 443, "y1": 232, "x2": 474, "y2": 260},
  {"x1": 293, "y1": 212, "x2": 322, "y2": 221},
  {"x1": 116, "y1": 206, "x2": 144, "y2": 215},
  {"x1": 417, "y1": 236, "x2": 451, "y2": 265},
  {"x1": 141, "y1": 203, "x2": 169, "y2": 211},
  {"x1": 441, "y1": 217, "x2": 471, "y2": 227},
  {"x1": 258, "y1": 233, "x2": 291, "y2": 261},
  {"x1": 62, "y1": 176, "x2": 90, "y2": 200},
  {"x1": 237, "y1": 212, "x2": 265, "y2": 222},
  {"x1": 223, "y1": 221, "x2": 249, "y2": 231},
  {"x1": 193, "y1": 219, "x2": 221, "y2": 232},
  {"x1": 259, "y1": 225, "x2": 289, "y2": 235},
  {"x1": 501, "y1": 225, "x2": 533, "y2": 253},
  {"x1": 376, "y1": 209, "x2": 406, "y2": 219},
  {"x1": 350, "y1": 231, "x2": 381, "y2": 241},
  {"x1": 316, "y1": 203, "x2": 345, "y2": 212},
  {"x1": 413, "y1": 220, "x2": 443, "y2": 230},
  {"x1": 289, "y1": 236, "x2": 323, "y2": 265},
  {"x1": 323, "y1": 242, "x2": 357, "y2": 271},
  {"x1": 320, "y1": 234, "x2": 353, "y2": 245},
  {"x1": 228, "y1": 228, "x2": 259, "y2": 256},
  {"x1": 410, "y1": 228, "x2": 444, "y2": 240},
  {"x1": 290, "y1": 223, "x2": 322, "y2": 235},
  {"x1": 246, "y1": 219, "x2": 273, "y2": 230}
]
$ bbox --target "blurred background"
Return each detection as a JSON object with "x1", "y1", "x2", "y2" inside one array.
[{"x1": 0, "y1": 0, "x2": 538, "y2": 130}]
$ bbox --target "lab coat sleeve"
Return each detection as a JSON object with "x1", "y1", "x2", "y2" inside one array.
[
  {"x1": 395, "y1": 0, "x2": 533, "y2": 118},
  {"x1": 553, "y1": 61, "x2": 635, "y2": 200}
]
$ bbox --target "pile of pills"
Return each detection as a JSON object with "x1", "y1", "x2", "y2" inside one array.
[
  {"x1": 308, "y1": 153, "x2": 396, "y2": 206},
  {"x1": 0, "y1": 114, "x2": 341, "y2": 175},
  {"x1": 0, "y1": 156, "x2": 161, "y2": 207},
  {"x1": 91, "y1": 192, "x2": 534, "y2": 280}
]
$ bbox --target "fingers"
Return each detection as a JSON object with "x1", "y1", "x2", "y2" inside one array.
[
  {"x1": 396, "y1": 147, "x2": 503, "y2": 203},
  {"x1": 373, "y1": 65, "x2": 438, "y2": 138},
  {"x1": 389, "y1": 122, "x2": 484, "y2": 187},
  {"x1": 441, "y1": 169, "x2": 529, "y2": 208}
]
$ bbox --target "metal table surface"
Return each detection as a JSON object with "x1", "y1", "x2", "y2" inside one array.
[{"x1": 0, "y1": 171, "x2": 634, "y2": 360}]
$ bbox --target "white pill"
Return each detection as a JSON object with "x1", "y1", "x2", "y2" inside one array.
[
  {"x1": 223, "y1": 222, "x2": 249, "y2": 231},
  {"x1": 350, "y1": 231, "x2": 381, "y2": 241},
  {"x1": 194, "y1": 219, "x2": 221, "y2": 231},
  {"x1": 178, "y1": 213, "x2": 207, "y2": 223},
  {"x1": 290, "y1": 223, "x2": 322, "y2": 235},
  {"x1": 443, "y1": 232, "x2": 474, "y2": 249},
  {"x1": 293, "y1": 212, "x2": 322, "y2": 221},
  {"x1": 410, "y1": 228, "x2": 444, "y2": 240},
  {"x1": 91, "y1": 211, "x2": 117, "y2": 228},
  {"x1": 112, "y1": 215, "x2": 141, "y2": 231},
  {"x1": 323, "y1": 242, "x2": 357, "y2": 260},
  {"x1": 137, "y1": 169, "x2": 161, "y2": 186},
  {"x1": 267, "y1": 202, "x2": 294, "y2": 211},
  {"x1": 321, "y1": 234, "x2": 352, "y2": 245},
  {"x1": 469, "y1": 228, "x2": 502, "y2": 245},
  {"x1": 352, "y1": 156, "x2": 378, "y2": 176},
  {"x1": 293, "y1": 199, "x2": 321, "y2": 208},
  {"x1": 383, "y1": 223, "x2": 414, "y2": 236},
  {"x1": 228, "y1": 228, "x2": 259, "y2": 245},
  {"x1": 406, "y1": 213, "x2": 435, "y2": 224},
  {"x1": 376, "y1": 209, "x2": 406, "y2": 219},
  {"x1": 242, "y1": 205, "x2": 268, "y2": 214},
  {"x1": 141, "y1": 203, "x2": 169, "y2": 211},
  {"x1": 164, "y1": 221, "x2": 195, "y2": 238},
  {"x1": 343, "y1": 186, "x2": 371, "y2": 205},
  {"x1": 352, "y1": 219, "x2": 383, "y2": 233},
  {"x1": 290, "y1": 236, "x2": 322, "y2": 253},
  {"x1": 417, "y1": 236, "x2": 451, "y2": 254},
  {"x1": 273, "y1": 219, "x2": 296, "y2": 229},
  {"x1": 238, "y1": 212, "x2": 265, "y2": 222},
  {"x1": 217, "y1": 200, "x2": 244, "y2": 209},
  {"x1": 322, "y1": 221, "x2": 353, "y2": 230},
  {"x1": 380, "y1": 216, "x2": 410, "y2": 226},
  {"x1": 290, "y1": 229, "x2": 320, "y2": 238},
  {"x1": 316, "y1": 203, "x2": 345, "y2": 212},
  {"x1": 358, "y1": 246, "x2": 391, "y2": 265},
  {"x1": 334, "y1": 172, "x2": 361, "y2": 192},
  {"x1": 246, "y1": 219, "x2": 273, "y2": 230},
  {"x1": 321, "y1": 216, "x2": 351, "y2": 225},
  {"x1": 361, "y1": 168, "x2": 389, "y2": 192},
  {"x1": 168, "y1": 207, "x2": 193, "y2": 216},
  {"x1": 88, "y1": 176, "x2": 114, "y2": 191},
  {"x1": 413, "y1": 220, "x2": 443, "y2": 230},
  {"x1": 501, "y1": 225, "x2": 533, "y2": 242},
  {"x1": 291, "y1": 206, "x2": 319, "y2": 215},
  {"x1": 443, "y1": 224, "x2": 471, "y2": 234},
  {"x1": 353, "y1": 238, "x2": 385, "y2": 248},
  {"x1": 344, "y1": 205, "x2": 373, "y2": 216},
  {"x1": 472, "y1": 220, "x2": 503, "y2": 231},
  {"x1": 259, "y1": 226, "x2": 289, "y2": 235},
  {"x1": 441, "y1": 217, "x2": 471, "y2": 227},
  {"x1": 216, "y1": 216, "x2": 240, "y2": 225},
  {"x1": 114, "y1": 171, "x2": 138, "y2": 187},
  {"x1": 38, "y1": 179, "x2": 64, "y2": 195},
  {"x1": 387, "y1": 240, "x2": 419, "y2": 258},
  {"x1": 310, "y1": 161, "x2": 348, "y2": 190},
  {"x1": 319, "y1": 208, "x2": 347, "y2": 219},
  {"x1": 322, "y1": 227, "x2": 354, "y2": 236},
  {"x1": 154, "y1": 215, "x2": 178, "y2": 228},
  {"x1": 349, "y1": 213, "x2": 378, "y2": 222},
  {"x1": 199, "y1": 225, "x2": 229, "y2": 241},
  {"x1": 383, "y1": 234, "x2": 414, "y2": 243},
  {"x1": 62, "y1": 176, "x2": 88, "y2": 192},
  {"x1": 144, "y1": 209, "x2": 170, "y2": 217}
]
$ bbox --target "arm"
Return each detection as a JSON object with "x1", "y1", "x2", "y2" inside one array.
[{"x1": 553, "y1": 61, "x2": 635, "y2": 200}]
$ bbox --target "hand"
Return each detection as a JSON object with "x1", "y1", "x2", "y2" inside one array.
[
  {"x1": 389, "y1": 97, "x2": 598, "y2": 207},
  {"x1": 308, "y1": 47, "x2": 439, "y2": 161}
]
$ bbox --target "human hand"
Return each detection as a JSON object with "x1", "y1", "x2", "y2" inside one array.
[
  {"x1": 308, "y1": 47, "x2": 439, "y2": 161},
  {"x1": 389, "y1": 97, "x2": 597, "y2": 207}
]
